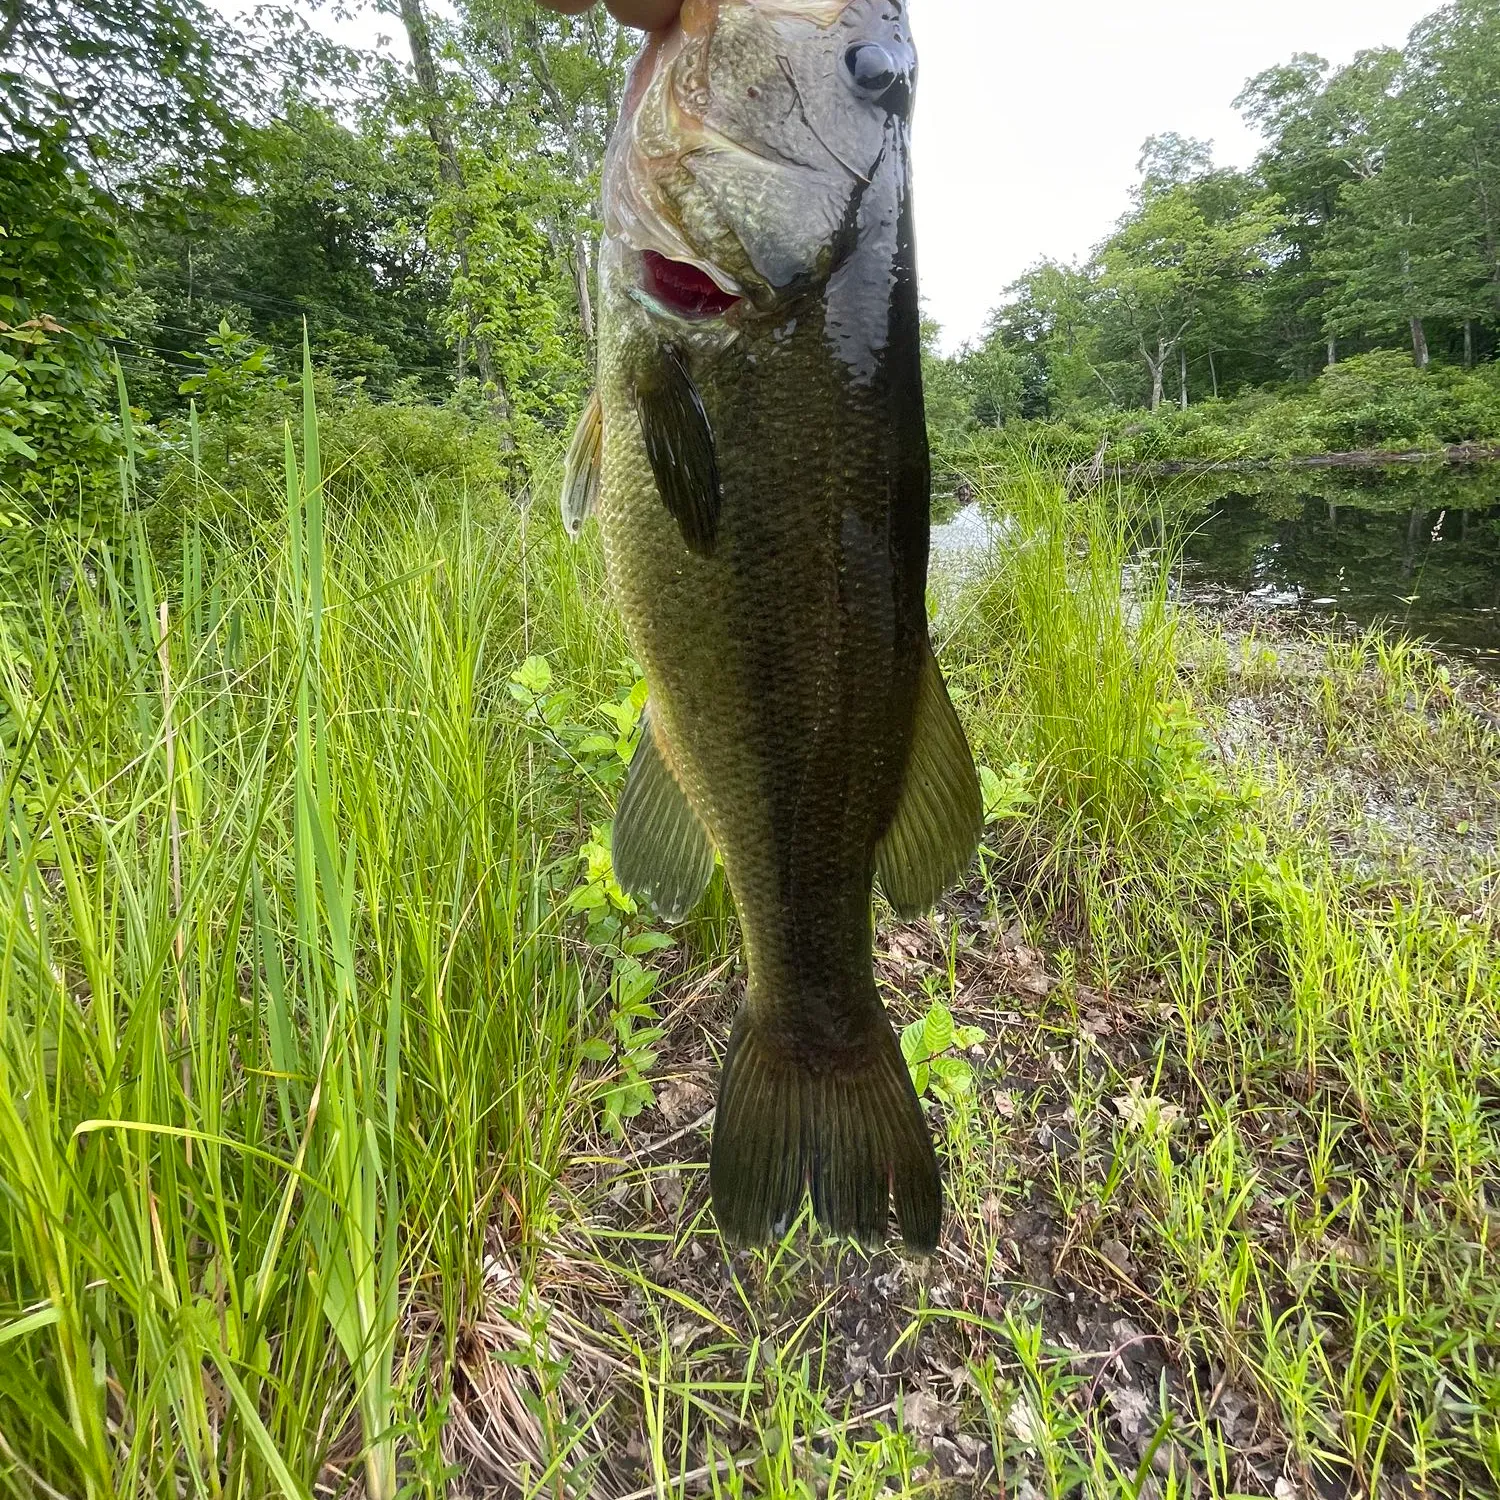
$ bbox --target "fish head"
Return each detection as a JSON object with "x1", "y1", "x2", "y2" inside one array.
[{"x1": 604, "y1": 0, "x2": 916, "y2": 323}]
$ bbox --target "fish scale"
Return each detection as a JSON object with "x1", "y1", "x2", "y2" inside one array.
[{"x1": 567, "y1": 0, "x2": 982, "y2": 1251}]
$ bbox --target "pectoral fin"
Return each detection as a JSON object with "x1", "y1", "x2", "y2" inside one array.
[
  {"x1": 632, "y1": 346, "x2": 722, "y2": 556},
  {"x1": 561, "y1": 390, "x2": 603, "y2": 538},
  {"x1": 876, "y1": 644, "x2": 983, "y2": 918},
  {"x1": 612, "y1": 708, "x2": 716, "y2": 922}
]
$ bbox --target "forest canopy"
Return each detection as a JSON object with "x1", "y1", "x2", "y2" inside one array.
[{"x1": 5, "y1": 0, "x2": 1500, "y2": 502}]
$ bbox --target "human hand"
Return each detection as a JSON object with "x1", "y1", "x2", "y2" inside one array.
[{"x1": 537, "y1": 0, "x2": 682, "y2": 29}]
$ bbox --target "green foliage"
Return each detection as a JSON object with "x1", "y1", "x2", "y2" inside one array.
[
  {"x1": 901, "y1": 1001, "x2": 986, "y2": 1104},
  {"x1": 977, "y1": 761, "x2": 1034, "y2": 825},
  {"x1": 977, "y1": 349, "x2": 1500, "y2": 467},
  {"x1": 507, "y1": 650, "x2": 686, "y2": 1140},
  {"x1": 583, "y1": 944, "x2": 672, "y2": 1140},
  {"x1": 931, "y1": 0, "x2": 1500, "y2": 450},
  {"x1": 0, "y1": 0, "x2": 306, "y2": 179},
  {"x1": 132, "y1": 103, "x2": 455, "y2": 405},
  {"x1": 0, "y1": 150, "x2": 124, "y2": 497},
  {"x1": 178, "y1": 318, "x2": 283, "y2": 415},
  {"x1": 431, "y1": 159, "x2": 589, "y2": 436}
]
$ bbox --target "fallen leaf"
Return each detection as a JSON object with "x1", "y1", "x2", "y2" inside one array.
[
  {"x1": 1107, "y1": 1383, "x2": 1153, "y2": 1442},
  {"x1": 1016, "y1": 971, "x2": 1056, "y2": 998},
  {"x1": 900, "y1": 1389, "x2": 952, "y2": 1441}
]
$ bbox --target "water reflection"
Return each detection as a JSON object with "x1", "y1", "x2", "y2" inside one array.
[
  {"x1": 931, "y1": 464, "x2": 1500, "y2": 669},
  {"x1": 1130, "y1": 463, "x2": 1500, "y2": 665}
]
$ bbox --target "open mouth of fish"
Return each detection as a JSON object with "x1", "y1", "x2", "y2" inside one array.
[{"x1": 641, "y1": 250, "x2": 743, "y2": 320}]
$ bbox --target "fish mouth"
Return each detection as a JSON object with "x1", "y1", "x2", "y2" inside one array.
[{"x1": 640, "y1": 250, "x2": 744, "y2": 320}]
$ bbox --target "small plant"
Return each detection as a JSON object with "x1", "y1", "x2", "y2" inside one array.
[
  {"x1": 510, "y1": 652, "x2": 647, "y2": 792},
  {"x1": 515, "y1": 656, "x2": 681, "y2": 1140},
  {"x1": 581, "y1": 938, "x2": 674, "y2": 1140},
  {"x1": 177, "y1": 318, "x2": 283, "y2": 418},
  {"x1": 979, "y1": 761, "x2": 1034, "y2": 825},
  {"x1": 901, "y1": 1000, "x2": 986, "y2": 1104},
  {"x1": 1143, "y1": 698, "x2": 1238, "y2": 828}
]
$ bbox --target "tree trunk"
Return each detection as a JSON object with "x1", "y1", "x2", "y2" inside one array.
[
  {"x1": 398, "y1": 0, "x2": 517, "y2": 443},
  {"x1": 1410, "y1": 316, "x2": 1429, "y2": 369},
  {"x1": 1465, "y1": 319, "x2": 1475, "y2": 368},
  {"x1": 1178, "y1": 345, "x2": 1188, "y2": 410},
  {"x1": 1208, "y1": 349, "x2": 1218, "y2": 400},
  {"x1": 1145, "y1": 338, "x2": 1165, "y2": 412},
  {"x1": 1326, "y1": 336, "x2": 1337, "y2": 367}
]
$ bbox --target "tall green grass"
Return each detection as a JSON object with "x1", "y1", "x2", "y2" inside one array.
[
  {"x1": 943, "y1": 466, "x2": 1198, "y2": 843},
  {"x1": 3, "y1": 370, "x2": 1497, "y2": 1498},
  {"x1": 0, "y1": 359, "x2": 625, "y2": 1497}
]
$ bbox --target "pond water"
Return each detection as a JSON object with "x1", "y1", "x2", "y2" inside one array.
[
  {"x1": 932, "y1": 462, "x2": 1500, "y2": 669},
  {"x1": 1141, "y1": 463, "x2": 1500, "y2": 666}
]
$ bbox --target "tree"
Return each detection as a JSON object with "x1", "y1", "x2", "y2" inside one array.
[
  {"x1": 1093, "y1": 148, "x2": 1282, "y2": 410},
  {"x1": 1318, "y1": 155, "x2": 1468, "y2": 367},
  {"x1": 986, "y1": 260, "x2": 1102, "y2": 416},
  {"x1": 130, "y1": 103, "x2": 453, "y2": 403},
  {"x1": 0, "y1": 146, "x2": 123, "y2": 486},
  {"x1": 395, "y1": 0, "x2": 517, "y2": 428},
  {"x1": 454, "y1": 0, "x2": 634, "y2": 356},
  {"x1": 1, "y1": 0, "x2": 331, "y2": 191},
  {"x1": 1237, "y1": 48, "x2": 1402, "y2": 373},
  {"x1": 1395, "y1": 0, "x2": 1500, "y2": 339}
]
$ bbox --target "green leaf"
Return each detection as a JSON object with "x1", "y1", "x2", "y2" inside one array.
[
  {"x1": 511, "y1": 655, "x2": 553, "y2": 695},
  {"x1": 623, "y1": 930, "x2": 677, "y2": 955},
  {"x1": 922, "y1": 1002, "x2": 955, "y2": 1056},
  {"x1": 929, "y1": 1057, "x2": 975, "y2": 1098},
  {"x1": 580, "y1": 1039, "x2": 612, "y2": 1063},
  {"x1": 567, "y1": 884, "x2": 607, "y2": 913},
  {"x1": 900, "y1": 1019, "x2": 926, "y2": 1064}
]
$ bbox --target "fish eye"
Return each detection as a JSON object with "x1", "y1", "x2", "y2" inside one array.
[{"x1": 844, "y1": 42, "x2": 898, "y2": 98}]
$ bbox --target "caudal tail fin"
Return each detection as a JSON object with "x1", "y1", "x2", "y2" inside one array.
[{"x1": 709, "y1": 1010, "x2": 942, "y2": 1253}]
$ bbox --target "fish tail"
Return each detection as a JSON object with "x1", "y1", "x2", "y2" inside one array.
[{"x1": 709, "y1": 1008, "x2": 941, "y2": 1253}]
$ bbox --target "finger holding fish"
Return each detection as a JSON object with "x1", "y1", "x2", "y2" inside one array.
[{"x1": 538, "y1": 0, "x2": 684, "y2": 30}]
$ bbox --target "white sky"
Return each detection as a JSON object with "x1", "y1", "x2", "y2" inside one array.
[
  {"x1": 283, "y1": 0, "x2": 1441, "y2": 350},
  {"x1": 913, "y1": 0, "x2": 1438, "y2": 350}
]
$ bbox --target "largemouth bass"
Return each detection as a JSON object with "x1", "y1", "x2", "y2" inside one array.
[{"x1": 562, "y1": 0, "x2": 981, "y2": 1252}]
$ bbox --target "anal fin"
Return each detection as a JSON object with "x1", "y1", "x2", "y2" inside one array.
[
  {"x1": 876, "y1": 642, "x2": 983, "y2": 918},
  {"x1": 612, "y1": 708, "x2": 716, "y2": 923},
  {"x1": 561, "y1": 390, "x2": 603, "y2": 538},
  {"x1": 632, "y1": 346, "x2": 722, "y2": 556}
]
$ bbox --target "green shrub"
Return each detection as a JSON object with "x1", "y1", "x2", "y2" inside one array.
[
  {"x1": 0, "y1": 152, "x2": 127, "y2": 514},
  {"x1": 957, "y1": 351, "x2": 1500, "y2": 470}
]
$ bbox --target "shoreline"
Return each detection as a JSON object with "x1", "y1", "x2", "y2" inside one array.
[{"x1": 1071, "y1": 441, "x2": 1500, "y2": 481}]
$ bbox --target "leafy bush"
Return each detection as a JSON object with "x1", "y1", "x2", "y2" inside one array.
[
  {"x1": 937, "y1": 351, "x2": 1500, "y2": 474},
  {"x1": 0, "y1": 152, "x2": 126, "y2": 511}
]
